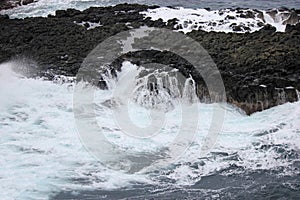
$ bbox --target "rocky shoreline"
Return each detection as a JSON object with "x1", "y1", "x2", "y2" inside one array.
[{"x1": 0, "y1": 3, "x2": 299, "y2": 115}]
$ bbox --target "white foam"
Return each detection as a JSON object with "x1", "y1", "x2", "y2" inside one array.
[
  {"x1": 141, "y1": 7, "x2": 299, "y2": 33},
  {"x1": 285, "y1": 86, "x2": 294, "y2": 89},
  {"x1": 0, "y1": 61, "x2": 299, "y2": 198},
  {"x1": 74, "y1": 21, "x2": 102, "y2": 30},
  {"x1": 262, "y1": 10, "x2": 287, "y2": 32}
]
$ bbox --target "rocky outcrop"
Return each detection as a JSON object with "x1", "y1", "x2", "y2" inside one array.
[
  {"x1": 0, "y1": 3, "x2": 299, "y2": 115},
  {"x1": 0, "y1": 0, "x2": 36, "y2": 10},
  {"x1": 187, "y1": 28, "x2": 300, "y2": 114}
]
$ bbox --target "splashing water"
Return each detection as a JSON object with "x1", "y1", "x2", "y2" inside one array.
[
  {"x1": 296, "y1": 89, "x2": 300, "y2": 101},
  {"x1": 1, "y1": 0, "x2": 300, "y2": 19},
  {"x1": 0, "y1": 61, "x2": 300, "y2": 199}
]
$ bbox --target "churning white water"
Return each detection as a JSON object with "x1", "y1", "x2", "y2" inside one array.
[{"x1": 0, "y1": 61, "x2": 299, "y2": 199}]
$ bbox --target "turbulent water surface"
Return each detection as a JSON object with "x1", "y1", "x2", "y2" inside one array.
[
  {"x1": 0, "y1": 61, "x2": 299, "y2": 199},
  {"x1": 1, "y1": 0, "x2": 300, "y2": 18},
  {"x1": 0, "y1": 0, "x2": 300, "y2": 199}
]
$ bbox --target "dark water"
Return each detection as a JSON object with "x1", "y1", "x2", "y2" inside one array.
[
  {"x1": 53, "y1": 169, "x2": 300, "y2": 200},
  {"x1": 76, "y1": 0, "x2": 300, "y2": 10},
  {"x1": 3, "y1": 0, "x2": 300, "y2": 19},
  {"x1": 138, "y1": 0, "x2": 300, "y2": 9},
  {"x1": 52, "y1": 146, "x2": 300, "y2": 200}
]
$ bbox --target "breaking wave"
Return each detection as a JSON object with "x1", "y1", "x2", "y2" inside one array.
[{"x1": 0, "y1": 61, "x2": 299, "y2": 199}]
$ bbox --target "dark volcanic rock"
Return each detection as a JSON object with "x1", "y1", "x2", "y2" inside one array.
[
  {"x1": 239, "y1": 10, "x2": 255, "y2": 19},
  {"x1": 0, "y1": 3, "x2": 299, "y2": 115},
  {"x1": 285, "y1": 23, "x2": 300, "y2": 32},
  {"x1": 22, "y1": 0, "x2": 34, "y2": 6},
  {"x1": 0, "y1": 0, "x2": 19, "y2": 10},
  {"x1": 187, "y1": 26, "x2": 300, "y2": 114},
  {"x1": 283, "y1": 10, "x2": 300, "y2": 25},
  {"x1": 0, "y1": 0, "x2": 36, "y2": 10}
]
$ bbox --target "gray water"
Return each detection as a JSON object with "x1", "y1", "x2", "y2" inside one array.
[
  {"x1": 2, "y1": 0, "x2": 300, "y2": 19},
  {"x1": 118, "y1": 0, "x2": 300, "y2": 9}
]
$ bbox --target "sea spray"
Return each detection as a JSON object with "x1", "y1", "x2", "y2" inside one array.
[
  {"x1": 182, "y1": 77, "x2": 198, "y2": 104},
  {"x1": 1, "y1": 61, "x2": 300, "y2": 199},
  {"x1": 103, "y1": 62, "x2": 199, "y2": 111},
  {"x1": 296, "y1": 89, "x2": 300, "y2": 101}
]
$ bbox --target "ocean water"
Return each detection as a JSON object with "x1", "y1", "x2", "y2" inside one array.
[
  {"x1": 1, "y1": 0, "x2": 300, "y2": 18},
  {"x1": 0, "y1": 1, "x2": 300, "y2": 199},
  {"x1": 0, "y1": 60, "x2": 299, "y2": 199}
]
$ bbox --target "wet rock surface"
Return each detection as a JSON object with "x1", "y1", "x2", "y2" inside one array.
[
  {"x1": 0, "y1": 3, "x2": 299, "y2": 115},
  {"x1": 0, "y1": 0, "x2": 36, "y2": 10}
]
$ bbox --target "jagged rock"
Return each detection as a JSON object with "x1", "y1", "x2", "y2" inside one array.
[
  {"x1": 225, "y1": 15, "x2": 236, "y2": 20},
  {"x1": 22, "y1": 0, "x2": 34, "y2": 5},
  {"x1": 232, "y1": 25, "x2": 243, "y2": 32},
  {"x1": 0, "y1": 0, "x2": 36, "y2": 10},
  {"x1": 266, "y1": 9, "x2": 278, "y2": 20},
  {"x1": 260, "y1": 24, "x2": 276, "y2": 32},
  {"x1": 283, "y1": 11, "x2": 300, "y2": 25},
  {"x1": 0, "y1": 14, "x2": 9, "y2": 20},
  {"x1": 231, "y1": 24, "x2": 251, "y2": 32},
  {"x1": 285, "y1": 23, "x2": 300, "y2": 32},
  {"x1": 0, "y1": 0, "x2": 19, "y2": 10},
  {"x1": 239, "y1": 10, "x2": 255, "y2": 19}
]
